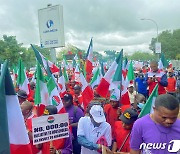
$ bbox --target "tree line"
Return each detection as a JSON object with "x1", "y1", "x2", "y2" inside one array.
[{"x1": 0, "y1": 29, "x2": 179, "y2": 68}]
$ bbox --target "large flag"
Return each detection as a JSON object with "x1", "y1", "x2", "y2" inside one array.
[
  {"x1": 80, "y1": 73, "x2": 94, "y2": 110},
  {"x1": 97, "y1": 50, "x2": 123, "y2": 97},
  {"x1": 47, "y1": 77, "x2": 65, "y2": 113},
  {"x1": 34, "y1": 62, "x2": 50, "y2": 115},
  {"x1": 100, "y1": 62, "x2": 105, "y2": 76},
  {"x1": 74, "y1": 65, "x2": 81, "y2": 83},
  {"x1": 111, "y1": 50, "x2": 130, "y2": 105},
  {"x1": 85, "y1": 38, "x2": 93, "y2": 82},
  {"x1": 138, "y1": 85, "x2": 158, "y2": 118},
  {"x1": 158, "y1": 53, "x2": 169, "y2": 70},
  {"x1": 0, "y1": 61, "x2": 32, "y2": 154},
  {"x1": 90, "y1": 68, "x2": 101, "y2": 88},
  {"x1": 17, "y1": 59, "x2": 30, "y2": 95},
  {"x1": 122, "y1": 57, "x2": 128, "y2": 78},
  {"x1": 127, "y1": 61, "x2": 135, "y2": 82},
  {"x1": 63, "y1": 66, "x2": 69, "y2": 83},
  {"x1": 31, "y1": 44, "x2": 59, "y2": 73},
  {"x1": 58, "y1": 66, "x2": 66, "y2": 95}
]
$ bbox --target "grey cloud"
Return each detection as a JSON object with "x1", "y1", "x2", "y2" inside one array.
[{"x1": 0, "y1": 0, "x2": 180, "y2": 53}]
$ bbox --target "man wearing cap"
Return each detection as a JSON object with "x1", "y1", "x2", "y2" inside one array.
[
  {"x1": 128, "y1": 84, "x2": 136, "y2": 105},
  {"x1": 104, "y1": 93, "x2": 121, "y2": 139},
  {"x1": 62, "y1": 93, "x2": 84, "y2": 154},
  {"x1": 112, "y1": 108, "x2": 138, "y2": 153},
  {"x1": 130, "y1": 94, "x2": 180, "y2": 154},
  {"x1": 77, "y1": 105, "x2": 112, "y2": 154}
]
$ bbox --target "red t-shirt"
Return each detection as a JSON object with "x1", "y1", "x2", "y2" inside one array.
[
  {"x1": 26, "y1": 115, "x2": 40, "y2": 154},
  {"x1": 104, "y1": 104, "x2": 118, "y2": 139},
  {"x1": 166, "y1": 77, "x2": 176, "y2": 92},
  {"x1": 114, "y1": 121, "x2": 131, "y2": 152}
]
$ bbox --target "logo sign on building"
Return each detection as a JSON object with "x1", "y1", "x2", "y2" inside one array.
[
  {"x1": 32, "y1": 113, "x2": 69, "y2": 145},
  {"x1": 38, "y1": 5, "x2": 65, "y2": 48},
  {"x1": 155, "y1": 42, "x2": 161, "y2": 54}
]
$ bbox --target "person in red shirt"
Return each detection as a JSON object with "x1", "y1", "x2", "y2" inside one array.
[
  {"x1": 166, "y1": 71, "x2": 176, "y2": 96},
  {"x1": 104, "y1": 93, "x2": 121, "y2": 139},
  {"x1": 27, "y1": 82, "x2": 35, "y2": 102},
  {"x1": 73, "y1": 85, "x2": 84, "y2": 111},
  {"x1": 112, "y1": 108, "x2": 138, "y2": 153},
  {"x1": 145, "y1": 60, "x2": 168, "y2": 95},
  {"x1": 21, "y1": 101, "x2": 39, "y2": 154}
]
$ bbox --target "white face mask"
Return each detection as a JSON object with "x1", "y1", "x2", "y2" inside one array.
[{"x1": 137, "y1": 103, "x2": 145, "y2": 109}]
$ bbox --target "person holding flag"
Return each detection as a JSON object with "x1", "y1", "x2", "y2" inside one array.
[
  {"x1": 104, "y1": 92, "x2": 121, "y2": 139},
  {"x1": 145, "y1": 60, "x2": 168, "y2": 95}
]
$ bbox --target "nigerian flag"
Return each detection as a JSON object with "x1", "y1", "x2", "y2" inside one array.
[
  {"x1": 34, "y1": 62, "x2": 50, "y2": 106},
  {"x1": 0, "y1": 61, "x2": 32, "y2": 154},
  {"x1": 139, "y1": 85, "x2": 158, "y2": 118},
  {"x1": 47, "y1": 77, "x2": 65, "y2": 113}
]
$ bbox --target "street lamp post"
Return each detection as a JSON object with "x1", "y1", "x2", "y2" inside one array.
[
  {"x1": 141, "y1": 18, "x2": 159, "y2": 43},
  {"x1": 141, "y1": 18, "x2": 161, "y2": 57}
]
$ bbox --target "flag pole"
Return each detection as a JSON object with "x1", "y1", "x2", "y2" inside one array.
[{"x1": 117, "y1": 131, "x2": 131, "y2": 152}]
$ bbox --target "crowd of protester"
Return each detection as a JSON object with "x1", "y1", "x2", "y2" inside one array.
[{"x1": 14, "y1": 60, "x2": 180, "y2": 154}]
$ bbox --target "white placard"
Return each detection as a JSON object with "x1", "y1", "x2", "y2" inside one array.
[
  {"x1": 155, "y1": 42, "x2": 161, "y2": 54},
  {"x1": 32, "y1": 113, "x2": 69, "y2": 145},
  {"x1": 38, "y1": 5, "x2": 65, "y2": 48}
]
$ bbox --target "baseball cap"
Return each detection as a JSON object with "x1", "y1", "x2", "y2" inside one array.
[
  {"x1": 110, "y1": 91, "x2": 119, "y2": 101},
  {"x1": 90, "y1": 105, "x2": 106, "y2": 123},
  {"x1": 62, "y1": 93, "x2": 73, "y2": 101},
  {"x1": 128, "y1": 83, "x2": 134, "y2": 88},
  {"x1": 120, "y1": 108, "x2": 138, "y2": 124},
  {"x1": 44, "y1": 105, "x2": 57, "y2": 115},
  {"x1": 17, "y1": 90, "x2": 28, "y2": 99}
]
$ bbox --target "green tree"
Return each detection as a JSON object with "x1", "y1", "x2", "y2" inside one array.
[
  {"x1": 0, "y1": 35, "x2": 27, "y2": 67},
  {"x1": 128, "y1": 51, "x2": 156, "y2": 61},
  {"x1": 149, "y1": 29, "x2": 180, "y2": 59}
]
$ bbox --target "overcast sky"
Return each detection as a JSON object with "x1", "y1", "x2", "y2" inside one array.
[{"x1": 0, "y1": 0, "x2": 180, "y2": 55}]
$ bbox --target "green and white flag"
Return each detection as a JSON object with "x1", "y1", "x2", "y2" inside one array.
[
  {"x1": 127, "y1": 61, "x2": 135, "y2": 81},
  {"x1": 90, "y1": 68, "x2": 101, "y2": 88},
  {"x1": 17, "y1": 58, "x2": 29, "y2": 95},
  {"x1": 0, "y1": 61, "x2": 32, "y2": 154},
  {"x1": 47, "y1": 77, "x2": 64, "y2": 113},
  {"x1": 34, "y1": 62, "x2": 50, "y2": 106},
  {"x1": 139, "y1": 85, "x2": 158, "y2": 118}
]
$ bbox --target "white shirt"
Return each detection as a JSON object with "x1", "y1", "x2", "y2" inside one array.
[
  {"x1": 128, "y1": 91, "x2": 136, "y2": 104},
  {"x1": 77, "y1": 116, "x2": 112, "y2": 154}
]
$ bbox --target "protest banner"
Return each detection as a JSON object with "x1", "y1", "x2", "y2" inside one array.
[{"x1": 32, "y1": 113, "x2": 69, "y2": 145}]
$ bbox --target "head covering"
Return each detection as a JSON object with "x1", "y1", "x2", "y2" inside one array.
[
  {"x1": 63, "y1": 93, "x2": 73, "y2": 101},
  {"x1": 17, "y1": 90, "x2": 27, "y2": 99},
  {"x1": 110, "y1": 94, "x2": 119, "y2": 101},
  {"x1": 128, "y1": 83, "x2": 134, "y2": 88},
  {"x1": 120, "y1": 108, "x2": 138, "y2": 124},
  {"x1": 90, "y1": 105, "x2": 106, "y2": 123},
  {"x1": 110, "y1": 90, "x2": 119, "y2": 101},
  {"x1": 44, "y1": 105, "x2": 57, "y2": 115}
]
